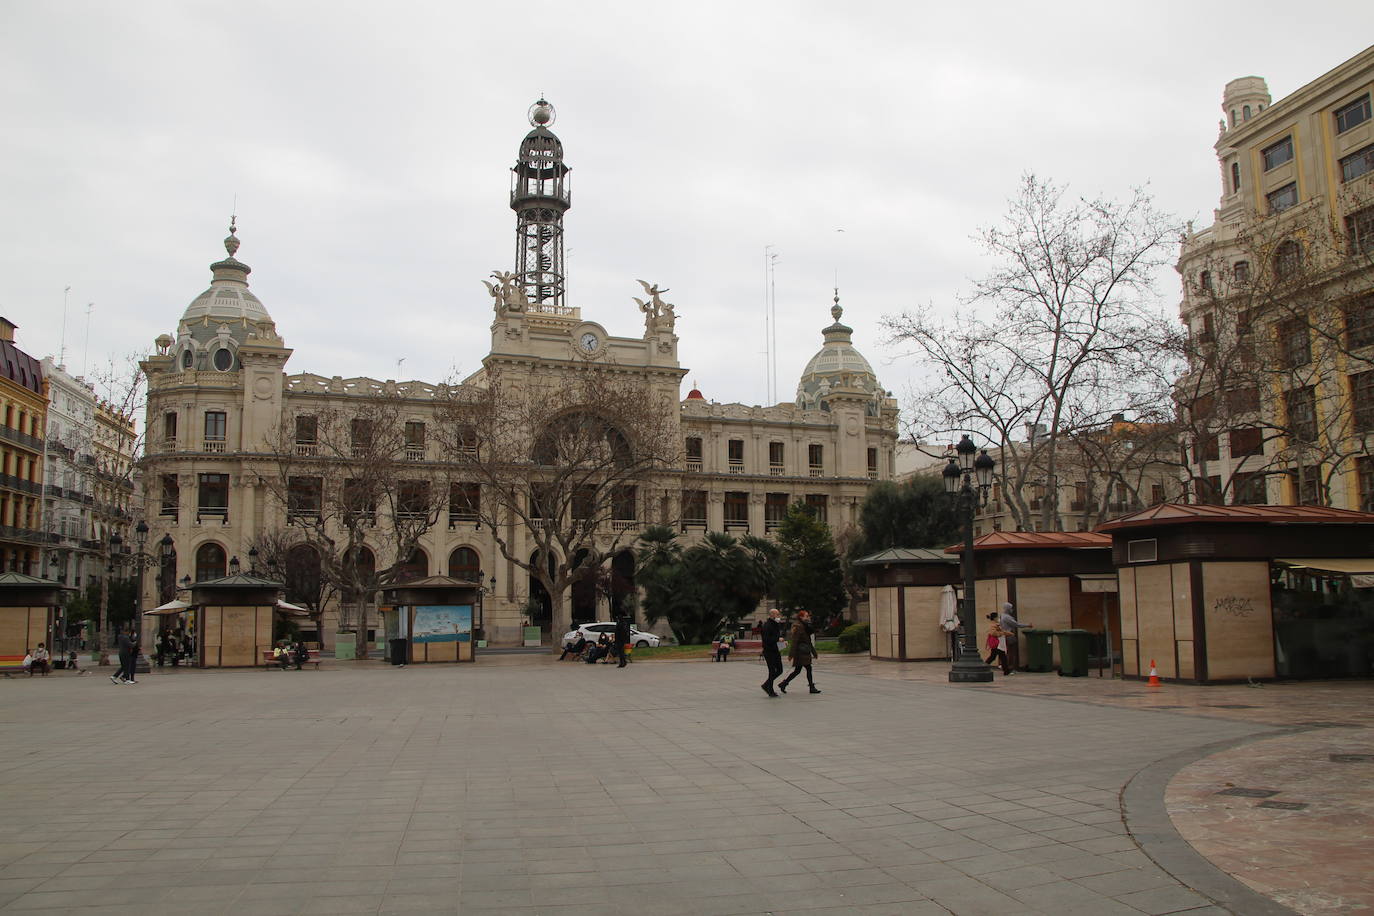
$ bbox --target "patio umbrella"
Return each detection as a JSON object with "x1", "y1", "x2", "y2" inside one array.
[{"x1": 144, "y1": 599, "x2": 193, "y2": 616}]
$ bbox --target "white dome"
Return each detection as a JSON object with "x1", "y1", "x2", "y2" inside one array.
[
  {"x1": 179, "y1": 224, "x2": 272, "y2": 327},
  {"x1": 794, "y1": 294, "x2": 881, "y2": 409}
]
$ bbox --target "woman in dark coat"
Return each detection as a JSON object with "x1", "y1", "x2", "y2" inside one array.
[{"x1": 778, "y1": 610, "x2": 821, "y2": 694}]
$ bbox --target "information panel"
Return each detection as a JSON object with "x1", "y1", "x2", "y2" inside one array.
[{"x1": 412, "y1": 605, "x2": 473, "y2": 643}]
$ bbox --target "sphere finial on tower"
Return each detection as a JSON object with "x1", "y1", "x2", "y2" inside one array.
[
  {"x1": 224, "y1": 215, "x2": 240, "y2": 257},
  {"x1": 529, "y1": 98, "x2": 555, "y2": 127},
  {"x1": 831, "y1": 288, "x2": 843, "y2": 322}
]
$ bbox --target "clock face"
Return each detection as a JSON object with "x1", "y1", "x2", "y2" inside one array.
[{"x1": 580, "y1": 332, "x2": 599, "y2": 351}]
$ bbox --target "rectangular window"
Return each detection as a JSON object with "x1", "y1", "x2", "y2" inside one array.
[
  {"x1": 1347, "y1": 295, "x2": 1374, "y2": 350},
  {"x1": 1277, "y1": 317, "x2": 1311, "y2": 368},
  {"x1": 684, "y1": 436, "x2": 702, "y2": 459},
  {"x1": 397, "y1": 481, "x2": 430, "y2": 521},
  {"x1": 1358, "y1": 456, "x2": 1374, "y2": 511},
  {"x1": 1261, "y1": 136, "x2": 1294, "y2": 171},
  {"x1": 866, "y1": 447, "x2": 878, "y2": 479},
  {"x1": 1336, "y1": 94, "x2": 1372, "y2": 134},
  {"x1": 1226, "y1": 387, "x2": 1260, "y2": 414},
  {"x1": 1197, "y1": 311, "x2": 1215, "y2": 344},
  {"x1": 405, "y1": 420, "x2": 425, "y2": 447},
  {"x1": 343, "y1": 479, "x2": 375, "y2": 524},
  {"x1": 612, "y1": 485, "x2": 636, "y2": 522},
  {"x1": 203, "y1": 410, "x2": 226, "y2": 440},
  {"x1": 449, "y1": 483, "x2": 480, "y2": 524},
  {"x1": 1284, "y1": 386, "x2": 1318, "y2": 442},
  {"x1": 805, "y1": 493, "x2": 828, "y2": 523},
  {"x1": 727, "y1": 438, "x2": 744, "y2": 473},
  {"x1": 1127, "y1": 539, "x2": 1157, "y2": 563},
  {"x1": 1194, "y1": 475, "x2": 1223, "y2": 505},
  {"x1": 1190, "y1": 393, "x2": 1215, "y2": 423},
  {"x1": 1198, "y1": 433, "x2": 1220, "y2": 462},
  {"x1": 1352, "y1": 371, "x2": 1374, "y2": 432},
  {"x1": 1267, "y1": 182, "x2": 1298, "y2": 213},
  {"x1": 807, "y1": 443, "x2": 823, "y2": 476},
  {"x1": 163, "y1": 411, "x2": 177, "y2": 443},
  {"x1": 680, "y1": 489, "x2": 707, "y2": 526},
  {"x1": 1340, "y1": 144, "x2": 1374, "y2": 183},
  {"x1": 769, "y1": 441, "x2": 784, "y2": 475},
  {"x1": 1289, "y1": 464, "x2": 1322, "y2": 506},
  {"x1": 350, "y1": 418, "x2": 372, "y2": 455},
  {"x1": 1150, "y1": 484, "x2": 1165, "y2": 506},
  {"x1": 570, "y1": 484, "x2": 595, "y2": 522},
  {"x1": 1233, "y1": 260, "x2": 1250, "y2": 285},
  {"x1": 1234, "y1": 472, "x2": 1268, "y2": 505},
  {"x1": 197, "y1": 472, "x2": 229, "y2": 516},
  {"x1": 1347, "y1": 206, "x2": 1374, "y2": 257},
  {"x1": 724, "y1": 491, "x2": 749, "y2": 528},
  {"x1": 1229, "y1": 427, "x2": 1264, "y2": 458},
  {"x1": 456, "y1": 424, "x2": 478, "y2": 454},
  {"x1": 160, "y1": 474, "x2": 179, "y2": 518},
  {"x1": 1071, "y1": 481, "x2": 1087, "y2": 512},
  {"x1": 765, "y1": 492, "x2": 788, "y2": 530},
  {"x1": 287, "y1": 476, "x2": 323, "y2": 519}
]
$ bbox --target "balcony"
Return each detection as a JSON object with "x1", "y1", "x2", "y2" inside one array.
[
  {"x1": 611, "y1": 519, "x2": 637, "y2": 531},
  {"x1": 685, "y1": 458, "x2": 702, "y2": 473},
  {"x1": 728, "y1": 461, "x2": 744, "y2": 475},
  {"x1": 405, "y1": 446, "x2": 425, "y2": 462},
  {"x1": 867, "y1": 469, "x2": 878, "y2": 480},
  {"x1": 808, "y1": 466, "x2": 823, "y2": 478},
  {"x1": 724, "y1": 519, "x2": 749, "y2": 530},
  {"x1": 196, "y1": 507, "x2": 229, "y2": 525},
  {"x1": 765, "y1": 518, "x2": 783, "y2": 531},
  {"x1": 202, "y1": 438, "x2": 226, "y2": 453},
  {"x1": 769, "y1": 464, "x2": 785, "y2": 476},
  {"x1": 680, "y1": 519, "x2": 707, "y2": 530},
  {"x1": 295, "y1": 442, "x2": 318, "y2": 457},
  {"x1": 448, "y1": 511, "x2": 478, "y2": 529}
]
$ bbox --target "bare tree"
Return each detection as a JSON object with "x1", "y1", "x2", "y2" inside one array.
[
  {"x1": 257, "y1": 394, "x2": 452, "y2": 646},
  {"x1": 437, "y1": 365, "x2": 680, "y2": 637},
  {"x1": 245, "y1": 528, "x2": 336, "y2": 643},
  {"x1": 885, "y1": 174, "x2": 1180, "y2": 531}
]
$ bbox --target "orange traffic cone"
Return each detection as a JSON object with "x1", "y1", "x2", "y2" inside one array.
[{"x1": 1147, "y1": 660, "x2": 1161, "y2": 687}]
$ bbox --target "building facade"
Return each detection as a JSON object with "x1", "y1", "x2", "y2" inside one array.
[
  {"x1": 137, "y1": 101, "x2": 898, "y2": 648},
  {"x1": 1177, "y1": 46, "x2": 1374, "y2": 509},
  {"x1": 0, "y1": 319, "x2": 47, "y2": 576}
]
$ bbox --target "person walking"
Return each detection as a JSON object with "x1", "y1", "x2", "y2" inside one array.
[
  {"x1": 760, "y1": 608, "x2": 784, "y2": 697},
  {"x1": 614, "y1": 616, "x2": 631, "y2": 668},
  {"x1": 984, "y1": 612, "x2": 1011, "y2": 675},
  {"x1": 778, "y1": 610, "x2": 821, "y2": 694},
  {"x1": 112, "y1": 629, "x2": 138, "y2": 684},
  {"x1": 998, "y1": 602, "x2": 1033, "y2": 670}
]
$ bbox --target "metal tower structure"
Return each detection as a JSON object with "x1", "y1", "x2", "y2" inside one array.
[{"x1": 511, "y1": 98, "x2": 571, "y2": 313}]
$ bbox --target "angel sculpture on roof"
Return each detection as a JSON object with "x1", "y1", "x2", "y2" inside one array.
[{"x1": 632, "y1": 279, "x2": 676, "y2": 332}]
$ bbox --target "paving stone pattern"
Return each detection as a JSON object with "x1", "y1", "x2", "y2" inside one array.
[{"x1": 0, "y1": 660, "x2": 1275, "y2": 915}]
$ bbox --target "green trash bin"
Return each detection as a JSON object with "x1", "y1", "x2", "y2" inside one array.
[
  {"x1": 1022, "y1": 628, "x2": 1055, "y2": 672},
  {"x1": 1055, "y1": 629, "x2": 1091, "y2": 677}
]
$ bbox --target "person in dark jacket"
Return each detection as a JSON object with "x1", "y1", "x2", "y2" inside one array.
[
  {"x1": 760, "y1": 608, "x2": 784, "y2": 697},
  {"x1": 778, "y1": 610, "x2": 821, "y2": 694},
  {"x1": 614, "y1": 616, "x2": 631, "y2": 668},
  {"x1": 293, "y1": 639, "x2": 310, "y2": 670},
  {"x1": 112, "y1": 629, "x2": 138, "y2": 684}
]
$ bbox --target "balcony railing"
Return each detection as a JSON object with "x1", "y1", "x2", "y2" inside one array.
[
  {"x1": 202, "y1": 438, "x2": 226, "y2": 453},
  {"x1": 295, "y1": 442, "x2": 318, "y2": 457},
  {"x1": 765, "y1": 518, "x2": 783, "y2": 531},
  {"x1": 196, "y1": 507, "x2": 229, "y2": 524},
  {"x1": 728, "y1": 461, "x2": 744, "y2": 474},
  {"x1": 448, "y1": 511, "x2": 478, "y2": 528},
  {"x1": 685, "y1": 458, "x2": 702, "y2": 472},
  {"x1": 724, "y1": 519, "x2": 749, "y2": 530},
  {"x1": 867, "y1": 469, "x2": 878, "y2": 480},
  {"x1": 405, "y1": 446, "x2": 425, "y2": 462},
  {"x1": 681, "y1": 519, "x2": 707, "y2": 530},
  {"x1": 611, "y1": 519, "x2": 637, "y2": 531},
  {"x1": 769, "y1": 464, "x2": 785, "y2": 476},
  {"x1": 808, "y1": 466, "x2": 823, "y2": 478}
]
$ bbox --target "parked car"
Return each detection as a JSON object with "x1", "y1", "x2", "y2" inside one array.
[{"x1": 561, "y1": 622, "x2": 661, "y2": 648}]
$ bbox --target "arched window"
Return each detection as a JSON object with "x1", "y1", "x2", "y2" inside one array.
[
  {"x1": 448, "y1": 547, "x2": 480, "y2": 581},
  {"x1": 181, "y1": 349, "x2": 194, "y2": 370},
  {"x1": 194, "y1": 542, "x2": 227, "y2": 582},
  {"x1": 1231, "y1": 162, "x2": 1241, "y2": 193},
  {"x1": 1243, "y1": 104, "x2": 1252, "y2": 120}
]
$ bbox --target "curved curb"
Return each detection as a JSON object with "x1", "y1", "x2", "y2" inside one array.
[{"x1": 1122, "y1": 730, "x2": 1302, "y2": 916}]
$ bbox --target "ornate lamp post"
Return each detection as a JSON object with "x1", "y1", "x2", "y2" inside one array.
[
  {"x1": 112, "y1": 521, "x2": 174, "y2": 673},
  {"x1": 942, "y1": 434, "x2": 997, "y2": 684}
]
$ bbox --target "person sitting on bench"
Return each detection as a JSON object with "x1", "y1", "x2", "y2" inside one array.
[{"x1": 560, "y1": 635, "x2": 588, "y2": 660}]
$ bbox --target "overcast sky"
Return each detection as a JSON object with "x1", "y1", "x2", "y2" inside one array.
[{"x1": 2, "y1": 2, "x2": 1371, "y2": 419}]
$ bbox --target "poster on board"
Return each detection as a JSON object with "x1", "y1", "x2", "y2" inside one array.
[{"x1": 412, "y1": 605, "x2": 473, "y2": 643}]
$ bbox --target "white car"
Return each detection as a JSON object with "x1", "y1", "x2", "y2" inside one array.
[{"x1": 561, "y1": 622, "x2": 661, "y2": 649}]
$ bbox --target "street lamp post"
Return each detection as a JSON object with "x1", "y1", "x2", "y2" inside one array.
[
  {"x1": 114, "y1": 521, "x2": 174, "y2": 674},
  {"x1": 942, "y1": 434, "x2": 997, "y2": 684}
]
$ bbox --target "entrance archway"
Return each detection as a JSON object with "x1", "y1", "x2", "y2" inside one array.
[
  {"x1": 570, "y1": 549, "x2": 597, "y2": 624},
  {"x1": 527, "y1": 550, "x2": 553, "y2": 630},
  {"x1": 610, "y1": 549, "x2": 635, "y2": 619}
]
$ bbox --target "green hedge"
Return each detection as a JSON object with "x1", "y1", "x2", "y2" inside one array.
[{"x1": 836, "y1": 623, "x2": 870, "y2": 653}]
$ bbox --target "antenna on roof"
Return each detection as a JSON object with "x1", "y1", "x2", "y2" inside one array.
[
  {"x1": 82, "y1": 303, "x2": 93, "y2": 376},
  {"x1": 59, "y1": 286, "x2": 70, "y2": 369}
]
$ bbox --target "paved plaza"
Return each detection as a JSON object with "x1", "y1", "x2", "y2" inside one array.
[{"x1": 0, "y1": 655, "x2": 1370, "y2": 916}]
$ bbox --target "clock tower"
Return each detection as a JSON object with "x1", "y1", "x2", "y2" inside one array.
[{"x1": 511, "y1": 98, "x2": 571, "y2": 313}]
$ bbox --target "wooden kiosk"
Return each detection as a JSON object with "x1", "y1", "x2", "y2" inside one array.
[
  {"x1": 0, "y1": 572, "x2": 72, "y2": 662},
  {"x1": 187, "y1": 572, "x2": 285, "y2": 667},
  {"x1": 1100, "y1": 504, "x2": 1374, "y2": 684},
  {"x1": 380, "y1": 576, "x2": 478, "y2": 664},
  {"x1": 855, "y1": 549, "x2": 960, "y2": 661}
]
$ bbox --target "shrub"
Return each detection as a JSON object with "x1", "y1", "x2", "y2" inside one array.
[{"x1": 836, "y1": 623, "x2": 870, "y2": 653}]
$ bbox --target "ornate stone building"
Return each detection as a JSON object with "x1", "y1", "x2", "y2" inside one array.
[
  {"x1": 0, "y1": 318, "x2": 47, "y2": 576},
  {"x1": 1177, "y1": 46, "x2": 1374, "y2": 509},
  {"x1": 137, "y1": 101, "x2": 898, "y2": 648}
]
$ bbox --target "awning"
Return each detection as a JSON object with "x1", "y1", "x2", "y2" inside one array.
[
  {"x1": 275, "y1": 599, "x2": 314, "y2": 617},
  {"x1": 1276, "y1": 558, "x2": 1374, "y2": 588},
  {"x1": 144, "y1": 599, "x2": 193, "y2": 616},
  {"x1": 1074, "y1": 574, "x2": 1119, "y2": 593}
]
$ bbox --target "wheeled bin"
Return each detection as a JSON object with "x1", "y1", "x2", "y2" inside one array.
[
  {"x1": 1055, "y1": 629, "x2": 1091, "y2": 677},
  {"x1": 1022, "y1": 628, "x2": 1055, "y2": 672}
]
